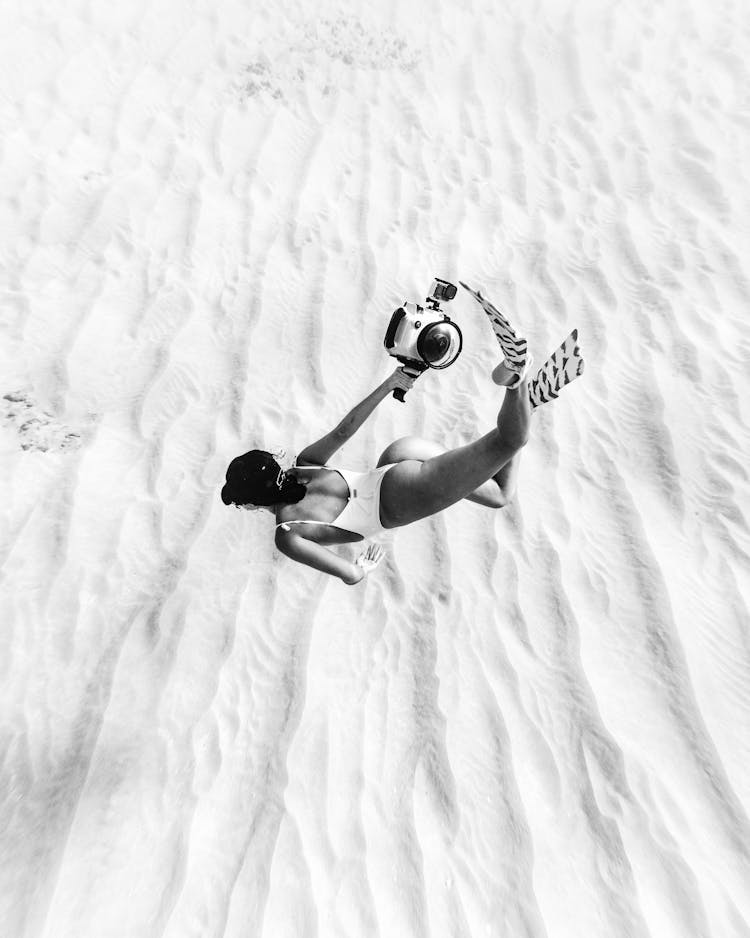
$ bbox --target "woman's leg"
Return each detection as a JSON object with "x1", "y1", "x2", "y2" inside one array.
[
  {"x1": 377, "y1": 437, "x2": 521, "y2": 507},
  {"x1": 379, "y1": 382, "x2": 531, "y2": 527}
]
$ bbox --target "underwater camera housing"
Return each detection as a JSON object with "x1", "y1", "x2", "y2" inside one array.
[{"x1": 384, "y1": 278, "x2": 462, "y2": 401}]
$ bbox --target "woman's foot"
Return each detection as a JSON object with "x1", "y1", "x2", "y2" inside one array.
[{"x1": 492, "y1": 354, "x2": 534, "y2": 388}]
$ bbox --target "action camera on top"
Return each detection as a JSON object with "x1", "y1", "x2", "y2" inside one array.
[{"x1": 384, "y1": 278, "x2": 463, "y2": 400}]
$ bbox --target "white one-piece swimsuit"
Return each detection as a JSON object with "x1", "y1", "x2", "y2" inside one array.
[{"x1": 275, "y1": 464, "x2": 397, "y2": 539}]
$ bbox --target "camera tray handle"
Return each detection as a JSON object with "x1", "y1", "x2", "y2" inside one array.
[{"x1": 393, "y1": 361, "x2": 428, "y2": 402}]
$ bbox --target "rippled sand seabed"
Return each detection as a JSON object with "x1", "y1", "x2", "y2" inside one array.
[{"x1": 1, "y1": 0, "x2": 749, "y2": 936}]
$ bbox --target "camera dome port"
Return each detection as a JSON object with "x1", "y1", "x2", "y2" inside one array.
[{"x1": 417, "y1": 320, "x2": 462, "y2": 369}]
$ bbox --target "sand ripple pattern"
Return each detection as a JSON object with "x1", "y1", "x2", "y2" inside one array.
[{"x1": 1, "y1": 0, "x2": 749, "y2": 937}]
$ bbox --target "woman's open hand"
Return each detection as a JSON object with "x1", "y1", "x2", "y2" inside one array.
[{"x1": 353, "y1": 544, "x2": 385, "y2": 580}]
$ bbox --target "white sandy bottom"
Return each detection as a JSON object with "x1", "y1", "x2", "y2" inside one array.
[{"x1": 1, "y1": 0, "x2": 749, "y2": 936}]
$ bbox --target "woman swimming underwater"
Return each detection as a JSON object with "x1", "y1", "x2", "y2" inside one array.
[{"x1": 221, "y1": 293, "x2": 584, "y2": 585}]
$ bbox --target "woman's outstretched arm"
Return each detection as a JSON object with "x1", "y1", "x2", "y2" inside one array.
[{"x1": 296, "y1": 368, "x2": 416, "y2": 466}]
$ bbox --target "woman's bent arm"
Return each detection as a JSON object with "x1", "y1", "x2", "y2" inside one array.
[{"x1": 275, "y1": 530, "x2": 364, "y2": 584}]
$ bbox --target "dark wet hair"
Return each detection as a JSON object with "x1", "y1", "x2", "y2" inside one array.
[{"x1": 220, "y1": 449, "x2": 305, "y2": 507}]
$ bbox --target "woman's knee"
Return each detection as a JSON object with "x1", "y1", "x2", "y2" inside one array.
[{"x1": 493, "y1": 482, "x2": 517, "y2": 508}]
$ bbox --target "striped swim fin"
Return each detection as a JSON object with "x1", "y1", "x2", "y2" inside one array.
[
  {"x1": 459, "y1": 281, "x2": 528, "y2": 373},
  {"x1": 528, "y1": 329, "x2": 585, "y2": 408}
]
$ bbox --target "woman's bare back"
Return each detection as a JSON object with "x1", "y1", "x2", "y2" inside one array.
[{"x1": 275, "y1": 467, "x2": 363, "y2": 545}]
